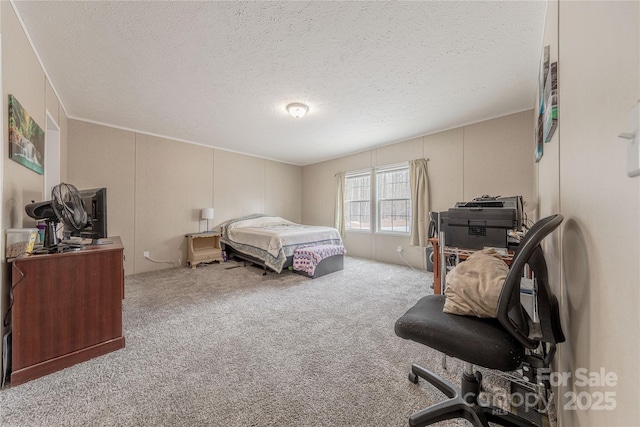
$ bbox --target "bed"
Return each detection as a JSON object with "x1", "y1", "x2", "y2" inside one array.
[{"x1": 220, "y1": 214, "x2": 344, "y2": 275}]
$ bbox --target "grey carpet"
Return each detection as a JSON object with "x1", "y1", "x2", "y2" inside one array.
[{"x1": 0, "y1": 257, "x2": 509, "y2": 426}]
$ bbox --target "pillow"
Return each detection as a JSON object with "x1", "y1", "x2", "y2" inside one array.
[{"x1": 443, "y1": 248, "x2": 509, "y2": 318}]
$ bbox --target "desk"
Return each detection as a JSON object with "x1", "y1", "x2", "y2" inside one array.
[
  {"x1": 428, "y1": 237, "x2": 442, "y2": 294},
  {"x1": 11, "y1": 237, "x2": 125, "y2": 386},
  {"x1": 430, "y1": 237, "x2": 514, "y2": 295},
  {"x1": 186, "y1": 233, "x2": 223, "y2": 268}
]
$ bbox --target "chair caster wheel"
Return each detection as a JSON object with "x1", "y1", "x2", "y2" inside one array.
[
  {"x1": 408, "y1": 372, "x2": 419, "y2": 384},
  {"x1": 475, "y1": 371, "x2": 483, "y2": 391}
]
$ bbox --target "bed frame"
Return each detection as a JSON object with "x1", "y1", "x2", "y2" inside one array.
[
  {"x1": 223, "y1": 243, "x2": 343, "y2": 278},
  {"x1": 223, "y1": 243, "x2": 292, "y2": 275}
]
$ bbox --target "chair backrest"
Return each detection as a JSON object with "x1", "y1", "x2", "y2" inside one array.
[{"x1": 497, "y1": 214, "x2": 565, "y2": 350}]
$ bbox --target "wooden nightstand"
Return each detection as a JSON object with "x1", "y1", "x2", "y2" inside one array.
[{"x1": 186, "y1": 232, "x2": 223, "y2": 269}]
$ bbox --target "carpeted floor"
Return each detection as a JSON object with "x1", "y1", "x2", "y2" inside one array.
[{"x1": 0, "y1": 257, "x2": 511, "y2": 426}]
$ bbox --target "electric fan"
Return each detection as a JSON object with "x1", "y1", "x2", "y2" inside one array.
[
  {"x1": 51, "y1": 183, "x2": 87, "y2": 232},
  {"x1": 25, "y1": 183, "x2": 87, "y2": 251}
]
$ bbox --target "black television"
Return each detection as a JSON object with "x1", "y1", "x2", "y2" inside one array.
[{"x1": 66, "y1": 187, "x2": 110, "y2": 245}]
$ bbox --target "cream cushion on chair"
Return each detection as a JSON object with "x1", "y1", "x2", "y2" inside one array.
[{"x1": 443, "y1": 248, "x2": 509, "y2": 318}]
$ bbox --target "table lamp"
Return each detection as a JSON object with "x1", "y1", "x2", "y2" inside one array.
[{"x1": 201, "y1": 208, "x2": 214, "y2": 233}]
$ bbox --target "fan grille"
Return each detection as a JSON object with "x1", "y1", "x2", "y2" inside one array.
[{"x1": 51, "y1": 183, "x2": 87, "y2": 230}]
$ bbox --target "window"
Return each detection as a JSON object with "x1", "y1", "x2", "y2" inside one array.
[
  {"x1": 343, "y1": 164, "x2": 411, "y2": 233},
  {"x1": 377, "y1": 166, "x2": 411, "y2": 233},
  {"x1": 344, "y1": 172, "x2": 371, "y2": 230}
]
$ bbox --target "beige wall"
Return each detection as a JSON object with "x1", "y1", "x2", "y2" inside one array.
[
  {"x1": 134, "y1": 134, "x2": 214, "y2": 273},
  {"x1": 302, "y1": 110, "x2": 535, "y2": 269},
  {"x1": 1, "y1": 1, "x2": 69, "y2": 230},
  {"x1": 2, "y1": 1, "x2": 45, "y2": 231},
  {"x1": 67, "y1": 120, "x2": 136, "y2": 273},
  {"x1": 265, "y1": 160, "x2": 302, "y2": 223},
  {"x1": 549, "y1": 2, "x2": 639, "y2": 425},
  {"x1": 67, "y1": 120, "x2": 302, "y2": 275},
  {"x1": 1, "y1": 1, "x2": 69, "y2": 380},
  {"x1": 423, "y1": 127, "x2": 464, "y2": 212},
  {"x1": 534, "y1": 4, "x2": 640, "y2": 425},
  {"x1": 464, "y1": 111, "x2": 535, "y2": 205}
]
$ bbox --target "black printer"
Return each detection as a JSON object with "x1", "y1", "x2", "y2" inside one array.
[{"x1": 440, "y1": 195, "x2": 522, "y2": 249}]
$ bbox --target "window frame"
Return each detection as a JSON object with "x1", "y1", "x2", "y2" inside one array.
[
  {"x1": 344, "y1": 170, "x2": 373, "y2": 232},
  {"x1": 343, "y1": 163, "x2": 411, "y2": 235},
  {"x1": 375, "y1": 164, "x2": 412, "y2": 235}
]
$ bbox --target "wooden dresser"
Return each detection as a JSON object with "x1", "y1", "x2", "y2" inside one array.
[{"x1": 10, "y1": 237, "x2": 125, "y2": 386}]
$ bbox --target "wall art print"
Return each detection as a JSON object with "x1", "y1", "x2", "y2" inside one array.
[
  {"x1": 535, "y1": 45, "x2": 558, "y2": 163},
  {"x1": 543, "y1": 61, "x2": 558, "y2": 143},
  {"x1": 9, "y1": 94, "x2": 45, "y2": 175},
  {"x1": 534, "y1": 46, "x2": 548, "y2": 162}
]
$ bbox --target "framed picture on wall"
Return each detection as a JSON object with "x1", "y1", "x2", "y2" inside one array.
[
  {"x1": 8, "y1": 94, "x2": 45, "y2": 175},
  {"x1": 534, "y1": 46, "x2": 550, "y2": 162},
  {"x1": 539, "y1": 46, "x2": 549, "y2": 115},
  {"x1": 535, "y1": 114, "x2": 544, "y2": 162},
  {"x1": 543, "y1": 62, "x2": 558, "y2": 142}
]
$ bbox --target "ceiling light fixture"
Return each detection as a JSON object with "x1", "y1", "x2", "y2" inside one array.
[{"x1": 286, "y1": 103, "x2": 309, "y2": 119}]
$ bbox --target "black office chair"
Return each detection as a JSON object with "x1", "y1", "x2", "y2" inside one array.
[{"x1": 395, "y1": 214, "x2": 565, "y2": 427}]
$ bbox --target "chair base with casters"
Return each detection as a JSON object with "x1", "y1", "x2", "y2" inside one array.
[
  {"x1": 396, "y1": 295, "x2": 541, "y2": 427},
  {"x1": 406, "y1": 362, "x2": 538, "y2": 427}
]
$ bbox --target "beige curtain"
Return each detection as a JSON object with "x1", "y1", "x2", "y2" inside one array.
[
  {"x1": 409, "y1": 159, "x2": 430, "y2": 246},
  {"x1": 334, "y1": 172, "x2": 346, "y2": 238}
]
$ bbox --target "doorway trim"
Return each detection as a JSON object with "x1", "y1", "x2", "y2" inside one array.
[{"x1": 44, "y1": 110, "x2": 60, "y2": 197}]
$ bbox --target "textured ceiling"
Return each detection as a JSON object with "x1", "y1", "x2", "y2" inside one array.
[{"x1": 13, "y1": 1, "x2": 546, "y2": 166}]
